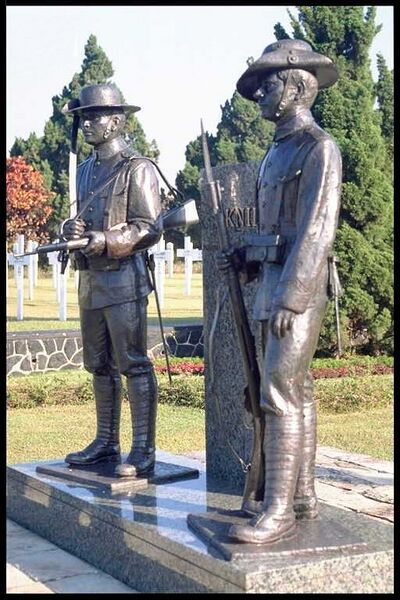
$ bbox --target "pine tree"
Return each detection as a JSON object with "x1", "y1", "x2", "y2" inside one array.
[
  {"x1": 10, "y1": 35, "x2": 159, "y2": 238},
  {"x1": 176, "y1": 91, "x2": 274, "y2": 248},
  {"x1": 274, "y1": 6, "x2": 393, "y2": 355}
]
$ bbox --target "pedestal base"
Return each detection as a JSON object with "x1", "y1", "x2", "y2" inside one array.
[
  {"x1": 36, "y1": 455, "x2": 198, "y2": 493},
  {"x1": 7, "y1": 452, "x2": 393, "y2": 593},
  {"x1": 187, "y1": 508, "x2": 367, "y2": 561}
]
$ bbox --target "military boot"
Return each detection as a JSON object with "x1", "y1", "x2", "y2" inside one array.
[
  {"x1": 228, "y1": 412, "x2": 303, "y2": 544},
  {"x1": 293, "y1": 375, "x2": 319, "y2": 519},
  {"x1": 115, "y1": 370, "x2": 158, "y2": 477},
  {"x1": 65, "y1": 374, "x2": 121, "y2": 465}
]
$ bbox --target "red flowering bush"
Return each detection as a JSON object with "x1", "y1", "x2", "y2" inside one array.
[
  {"x1": 154, "y1": 361, "x2": 204, "y2": 376},
  {"x1": 153, "y1": 357, "x2": 392, "y2": 379},
  {"x1": 6, "y1": 156, "x2": 54, "y2": 245}
]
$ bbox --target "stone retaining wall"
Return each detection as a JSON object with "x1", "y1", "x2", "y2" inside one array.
[{"x1": 7, "y1": 325, "x2": 204, "y2": 377}]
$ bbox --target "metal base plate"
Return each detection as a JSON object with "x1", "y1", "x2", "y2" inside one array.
[
  {"x1": 187, "y1": 507, "x2": 368, "y2": 560},
  {"x1": 36, "y1": 456, "x2": 199, "y2": 493}
]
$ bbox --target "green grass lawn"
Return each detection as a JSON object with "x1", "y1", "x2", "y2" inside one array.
[
  {"x1": 317, "y1": 406, "x2": 393, "y2": 460},
  {"x1": 7, "y1": 402, "x2": 392, "y2": 464},
  {"x1": 7, "y1": 403, "x2": 205, "y2": 464},
  {"x1": 7, "y1": 269, "x2": 203, "y2": 331}
]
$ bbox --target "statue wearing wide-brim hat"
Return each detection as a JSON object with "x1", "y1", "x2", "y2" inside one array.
[
  {"x1": 59, "y1": 80, "x2": 162, "y2": 479},
  {"x1": 237, "y1": 39, "x2": 339, "y2": 101},
  {"x1": 63, "y1": 83, "x2": 141, "y2": 115},
  {"x1": 221, "y1": 37, "x2": 343, "y2": 547}
]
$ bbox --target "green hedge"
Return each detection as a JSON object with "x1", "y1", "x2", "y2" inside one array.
[
  {"x1": 153, "y1": 356, "x2": 393, "y2": 369},
  {"x1": 7, "y1": 369, "x2": 392, "y2": 414},
  {"x1": 310, "y1": 356, "x2": 393, "y2": 368}
]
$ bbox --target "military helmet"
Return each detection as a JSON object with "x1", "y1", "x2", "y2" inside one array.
[
  {"x1": 237, "y1": 39, "x2": 338, "y2": 101},
  {"x1": 63, "y1": 83, "x2": 141, "y2": 115}
]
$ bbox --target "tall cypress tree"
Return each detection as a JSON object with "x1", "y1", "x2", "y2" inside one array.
[
  {"x1": 274, "y1": 6, "x2": 393, "y2": 355},
  {"x1": 10, "y1": 35, "x2": 159, "y2": 238},
  {"x1": 375, "y1": 53, "x2": 393, "y2": 164}
]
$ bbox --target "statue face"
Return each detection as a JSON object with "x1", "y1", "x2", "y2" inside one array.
[
  {"x1": 80, "y1": 109, "x2": 122, "y2": 146},
  {"x1": 253, "y1": 73, "x2": 286, "y2": 122}
]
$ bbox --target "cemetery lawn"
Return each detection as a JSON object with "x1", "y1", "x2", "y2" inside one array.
[
  {"x1": 7, "y1": 403, "x2": 205, "y2": 464},
  {"x1": 7, "y1": 403, "x2": 392, "y2": 464},
  {"x1": 7, "y1": 271, "x2": 203, "y2": 331}
]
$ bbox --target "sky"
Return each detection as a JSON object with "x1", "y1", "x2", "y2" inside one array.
[{"x1": 6, "y1": 5, "x2": 394, "y2": 185}]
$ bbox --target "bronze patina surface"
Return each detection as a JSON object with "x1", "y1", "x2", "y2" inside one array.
[{"x1": 215, "y1": 39, "x2": 342, "y2": 545}]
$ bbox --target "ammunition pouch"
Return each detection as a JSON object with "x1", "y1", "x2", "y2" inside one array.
[
  {"x1": 243, "y1": 233, "x2": 285, "y2": 265},
  {"x1": 71, "y1": 251, "x2": 132, "y2": 272}
]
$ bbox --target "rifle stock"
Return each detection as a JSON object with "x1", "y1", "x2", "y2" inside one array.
[{"x1": 201, "y1": 121, "x2": 265, "y2": 510}]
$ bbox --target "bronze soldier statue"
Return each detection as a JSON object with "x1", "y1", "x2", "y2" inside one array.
[
  {"x1": 218, "y1": 39, "x2": 342, "y2": 544},
  {"x1": 62, "y1": 84, "x2": 162, "y2": 478}
]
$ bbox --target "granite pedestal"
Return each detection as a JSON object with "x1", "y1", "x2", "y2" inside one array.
[{"x1": 7, "y1": 451, "x2": 393, "y2": 593}]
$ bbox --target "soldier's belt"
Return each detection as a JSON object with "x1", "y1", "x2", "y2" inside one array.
[
  {"x1": 73, "y1": 252, "x2": 132, "y2": 271},
  {"x1": 243, "y1": 233, "x2": 285, "y2": 264}
]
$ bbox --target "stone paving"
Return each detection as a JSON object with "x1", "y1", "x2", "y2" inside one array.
[{"x1": 7, "y1": 446, "x2": 393, "y2": 594}]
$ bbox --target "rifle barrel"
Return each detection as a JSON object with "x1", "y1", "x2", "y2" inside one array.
[{"x1": 13, "y1": 237, "x2": 90, "y2": 258}]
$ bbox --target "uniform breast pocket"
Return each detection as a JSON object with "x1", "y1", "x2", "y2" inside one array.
[
  {"x1": 257, "y1": 183, "x2": 276, "y2": 233},
  {"x1": 112, "y1": 177, "x2": 128, "y2": 197}
]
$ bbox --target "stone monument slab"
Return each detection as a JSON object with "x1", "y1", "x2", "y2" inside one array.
[{"x1": 198, "y1": 161, "x2": 261, "y2": 492}]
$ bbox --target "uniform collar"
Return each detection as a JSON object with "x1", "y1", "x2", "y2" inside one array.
[
  {"x1": 93, "y1": 137, "x2": 130, "y2": 160},
  {"x1": 273, "y1": 109, "x2": 314, "y2": 141}
]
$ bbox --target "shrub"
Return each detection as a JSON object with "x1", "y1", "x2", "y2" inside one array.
[
  {"x1": 311, "y1": 356, "x2": 393, "y2": 369},
  {"x1": 314, "y1": 375, "x2": 393, "y2": 413},
  {"x1": 7, "y1": 371, "x2": 93, "y2": 409},
  {"x1": 7, "y1": 368, "x2": 392, "y2": 416},
  {"x1": 157, "y1": 374, "x2": 204, "y2": 409},
  {"x1": 6, "y1": 370, "x2": 205, "y2": 410}
]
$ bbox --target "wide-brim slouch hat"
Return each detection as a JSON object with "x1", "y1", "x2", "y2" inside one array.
[
  {"x1": 62, "y1": 83, "x2": 141, "y2": 114},
  {"x1": 237, "y1": 39, "x2": 338, "y2": 101}
]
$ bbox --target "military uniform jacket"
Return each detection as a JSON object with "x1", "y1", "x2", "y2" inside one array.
[
  {"x1": 74, "y1": 138, "x2": 162, "y2": 310},
  {"x1": 253, "y1": 109, "x2": 342, "y2": 321}
]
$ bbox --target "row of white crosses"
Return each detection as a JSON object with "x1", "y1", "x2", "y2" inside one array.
[
  {"x1": 47, "y1": 245, "x2": 79, "y2": 321},
  {"x1": 148, "y1": 235, "x2": 202, "y2": 307},
  {"x1": 7, "y1": 235, "x2": 39, "y2": 321},
  {"x1": 7, "y1": 234, "x2": 202, "y2": 320},
  {"x1": 7, "y1": 234, "x2": 77, "y2": 322}
]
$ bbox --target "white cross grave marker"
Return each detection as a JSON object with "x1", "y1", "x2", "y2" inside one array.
[
  {"x1": 74, "y1": 269, "x2": 80, "y2": 290},
  {"x1": 26, "y1": 240, "x2": 35, "y2": 300},
  {"x1": 177, "y1": 235, "x2": 202, "y2": 296},
  {"x1": 47, "y1": 244, "x2": 61, "y2": 297},
  {"x1": 149, "y1": 236, "x2": 168, "y2": 309},
  {"x1": 166, "y1": 242, "x2": 174, "y2": 278},
  {"x1": 32, "y1": 241, "x2": 39, "y2": 286},
  {"x1": 8, "y1": 235, "x2": 29, "y2": 321},
  {"x1": 58, "y1": 261, "x2": 70, "y2": 321}
]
